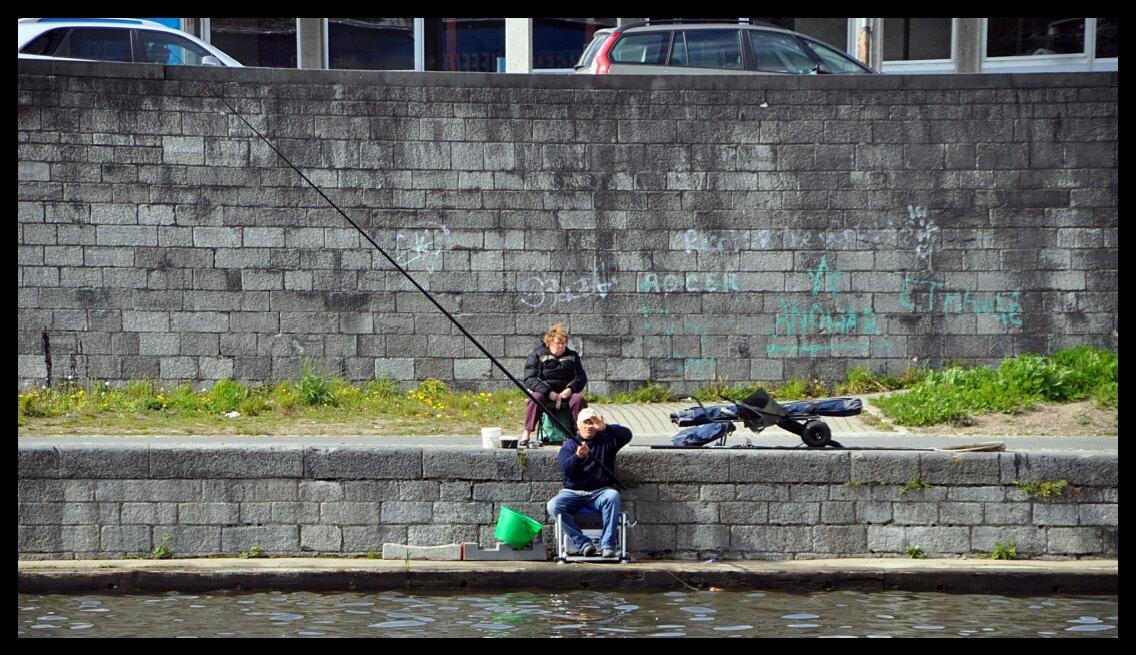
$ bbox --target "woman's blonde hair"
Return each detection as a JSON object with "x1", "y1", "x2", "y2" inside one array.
[{"x1": 543, "y1": 323, "x2": 569, "y2": 346}]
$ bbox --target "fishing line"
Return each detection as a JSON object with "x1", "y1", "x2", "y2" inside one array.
[{"x1": 167, "y1": 58, "x2": 624, "y2": 488}]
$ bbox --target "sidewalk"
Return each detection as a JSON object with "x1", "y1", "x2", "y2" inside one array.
[
  {"x1": 16, "y1": 398, "x2": 1118, "y2": 451},
  {"x1": 17, "y1": 557, "x2": 1118, "y2": 595}
]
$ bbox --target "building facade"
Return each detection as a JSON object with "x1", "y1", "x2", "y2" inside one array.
[{"x1": 174, "y1": 18, "x2": 1118, "y2": 75}]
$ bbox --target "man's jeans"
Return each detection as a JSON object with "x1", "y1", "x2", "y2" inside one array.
[{"x1": 546, "y1": 488, "x2": 621, "y2": 552}]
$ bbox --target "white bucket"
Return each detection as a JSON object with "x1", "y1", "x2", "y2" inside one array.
[{"x1": 481, "y1": 427, "x2": 502, "y2": 449}]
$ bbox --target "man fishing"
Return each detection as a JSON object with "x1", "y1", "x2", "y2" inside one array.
[{"x1": 546, "y1": 408, "x2": 632, "y2": 558}]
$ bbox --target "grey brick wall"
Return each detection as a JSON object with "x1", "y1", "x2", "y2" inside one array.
[
  {"x1": 18, "y1": 62, "x2": 1118, "y2": 392},
  {"x1": 17, "y1": 446, "x2": 1117, "y2": 560}
]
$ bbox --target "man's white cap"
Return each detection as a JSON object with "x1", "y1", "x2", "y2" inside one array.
[{"x1": 577, "y1": 407, "x2": 603, "y2": 422}]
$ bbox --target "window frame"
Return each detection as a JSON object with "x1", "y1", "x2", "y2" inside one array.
[
  {"x1": 879, "y1": 17, "x2": 956, "y2": 74},
  {"x1": 199, "y1": 17, "x2": 300, "y2": 68},
  {"x1": 981, "y1": 17, "x2": 1117, "y2": 72}
]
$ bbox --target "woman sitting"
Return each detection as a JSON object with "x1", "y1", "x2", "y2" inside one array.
[{"x1": 520, "y1": 323, "x2": 587, "y2": 447}]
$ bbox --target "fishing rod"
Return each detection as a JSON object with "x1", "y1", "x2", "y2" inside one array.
[{"x1": 170, "y1": 60, "x2": 625, "y2": 489}]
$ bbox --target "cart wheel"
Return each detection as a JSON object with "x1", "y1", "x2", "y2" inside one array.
[{"x1": 802, "y1": 420, "x2": 832, "y2": 447}]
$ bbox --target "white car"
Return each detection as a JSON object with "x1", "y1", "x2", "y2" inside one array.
[{"x1": 18, "y1": 18, "x2": 242, "y2": 67}]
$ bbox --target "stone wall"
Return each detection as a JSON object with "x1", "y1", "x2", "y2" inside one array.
[
  {"x1": 17, "y1": 61, "x2": 1118, "y2": 391},
  {"x1": 18, "y1": 446, "x2": 1118, "y2": 560}
]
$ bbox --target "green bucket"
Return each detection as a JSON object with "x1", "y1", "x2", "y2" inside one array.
[{"x1": 495, "y1": 506, "x2": 543, "y2": 549}]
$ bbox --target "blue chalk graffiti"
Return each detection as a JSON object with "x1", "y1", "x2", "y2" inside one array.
[
  {"x1": 639, "y1": 304, "x2": 715, "y2": 378},
  {"x1": 899, "y1": 274, "x2": 1023, "y2": 328},
  {"x1": 637, "y1": 272, "x2": 740, "y2": 294},
  {"x1": 768, "y1": 256, "x2": 888, "y2": 357}
]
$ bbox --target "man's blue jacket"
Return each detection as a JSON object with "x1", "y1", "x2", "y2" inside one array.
[{"x1": 556, "y1": 424, "x2": 633, "y2": 491}]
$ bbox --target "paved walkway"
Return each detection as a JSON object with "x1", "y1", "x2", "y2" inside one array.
[{"x1": 16, "y1": 396, "x2": 1118, "y2": 451}]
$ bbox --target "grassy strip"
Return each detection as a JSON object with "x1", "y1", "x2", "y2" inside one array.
[
  {"x1": 19, "y1": 368, "x2": 528, "y2": 435},
  {"x1": 19, "y1": 369, "x2": 913, "y2": 435},
  {"x1": 18, "y1": 346, "x2": 1116, "y2": 433},
  {"x1": 873, "y1": 345, "x2": 1118, "y2": 427}
]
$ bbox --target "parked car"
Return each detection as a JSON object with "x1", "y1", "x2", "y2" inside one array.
[
  {"x1": 18, "y1": 18, "x2": 242, "y2": 67},
  {"x1": 575, "y1": 19, "x2": 873, "y2": 75}
]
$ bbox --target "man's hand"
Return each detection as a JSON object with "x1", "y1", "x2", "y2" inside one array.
[{"x1": 575, "y1": 441, "x2": 589, "y2": 459}]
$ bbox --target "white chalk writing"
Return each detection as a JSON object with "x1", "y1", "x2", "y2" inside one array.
[
  {"x1": 518, "y1": 265, "x2": 616, "y2": 309},
  {"x1": 394, "y1": 223, "x2": 451, "y2": 274}
]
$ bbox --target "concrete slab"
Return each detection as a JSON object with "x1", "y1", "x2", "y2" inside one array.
[
  {"x1": 18, "y1": 557, "x2": 1118, "y2": 595},
  {"x1": 380, "y1": 543, "x2": 462, "y2": 561}
]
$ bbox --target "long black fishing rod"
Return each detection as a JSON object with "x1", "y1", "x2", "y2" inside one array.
[{"x1": 174, "y1": 62, "x2": 624, "y2": 489}]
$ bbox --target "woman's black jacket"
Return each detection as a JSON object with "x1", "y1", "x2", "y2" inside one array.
[{"x1": 523, "y1": 343, "x2": 587, "y2": 395}]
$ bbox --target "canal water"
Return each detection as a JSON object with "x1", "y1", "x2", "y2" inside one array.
[{"x1": 19, "y1": 589, "x2": 1117, "y2": 638}]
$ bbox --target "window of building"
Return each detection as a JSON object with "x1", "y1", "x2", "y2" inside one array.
[
  {"x1": 981, "y1": 17, "x2": 1117, "y2": 72},
  {"x1": 987, "y1": 18, "x2": 1085, "y2": 57},
  {"x1": 533, "y1": 18, "x2": 616, "y2": 69},
  {"x1": 883, "y1": 18, "x2": 952, "y2": 60},
  {"x1": 1096, "y1": 17, "x2": 1118, "y2": 58},
  {"x1": 753, "y1": 18, "x2": 850, "y2": 51},
  {"x1": 425, "y1": 18, "x2": 504, "y2": 72},
  {"x1": 207, "y1": 18, "x2": 297, "y2": 67},
  {"x1": 328, "y1": 18, "x2": 414, "y2": 70}
]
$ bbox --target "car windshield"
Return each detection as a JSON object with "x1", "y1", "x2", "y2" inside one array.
[
  {"x1": 803, "y1": 38, "x2": 870, "y2": 73},
  {"x1": 748, "y1": 31, "x2": 816, "y2": 74}
]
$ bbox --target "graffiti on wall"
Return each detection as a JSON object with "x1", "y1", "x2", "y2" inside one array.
[
  {"x1": 767, "y1": 256, "x2": 887, "y2": 356},
  {"x1": 784, "y1": 229, "x2": 858, "y2": 250},
  {"x1": 899, "y1": 274, "x2": 1023, "y2": 328},
  {"x1": 682, "y1": 229, "x2": 748, "y2": 254},
  {"x1": 896, "y1": 205, "x2": 938, "y2": 272},
  {"x1": 637, "y1": 272, "x2": 741, "y2": 294},
  {"x1": 394, "y1": 223, "x2": 452, "y2": 274},
  {"x1": 638, "y1": 304, "x2": 714, "y2": 379},
  {"x1": 517, "y1": 264, "x2": 617, "y2": 309}
]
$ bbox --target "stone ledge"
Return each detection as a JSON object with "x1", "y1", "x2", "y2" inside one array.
[
  {"x1": 16, "y1": 557, "x2": 1118, "y2": 595},
  {"x1": 18, "y1": 59, "x2": 1116, "y2": 92}
]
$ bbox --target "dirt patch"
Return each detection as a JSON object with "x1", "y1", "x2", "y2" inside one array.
[{"x1": 904, "y1": 399, "x2": 1117, "y2": 437}]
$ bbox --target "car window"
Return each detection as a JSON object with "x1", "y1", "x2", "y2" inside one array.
[
  {"x1": 609, "y1": 32, "x2": 669, "y2": 65},
  {"x1": 676, "y1": 29, "x2": 742, "y2": 69},
  {"x1": 21, "y1": 28, "x2": 71, "y2": 56},
  {"x1": 748, "y1": 31, "x2": 816, "y2": 74},
  {"x1": 58, "y1": 27, "x2": 133, "y2": 62},
  {"x1": 138, "y1": 30, "x2": 212, "y2": 65},
  {"x1": 576, "y1": 33, "x2": 607, "y2": 68},
  {"x1": 803, "y1": 39, "x2": 870, "y2": 74},
  {"x1": 669, "y1": 32, "x2": 687, "y2": 65}
]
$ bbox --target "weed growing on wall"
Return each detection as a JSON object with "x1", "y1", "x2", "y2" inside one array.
[
  {"x1": 989, "y1": 540, "x2": 1018, "y2": 560},
  {"x1": 1014, "y1": 479, "x2": 1069, "y2": 501}
]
